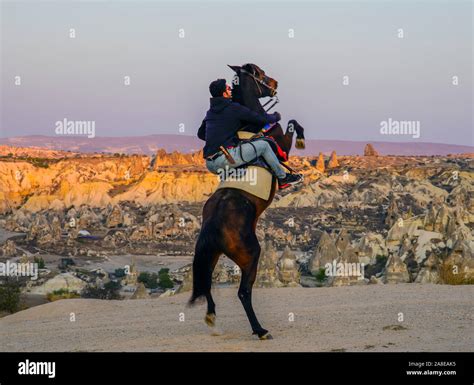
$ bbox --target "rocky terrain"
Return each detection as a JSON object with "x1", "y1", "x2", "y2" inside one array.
[{"x1": 0, "y1": 145, "x2": 473, "y2": 311}]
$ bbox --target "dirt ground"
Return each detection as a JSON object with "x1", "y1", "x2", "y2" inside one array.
[{"x1": 0, "y1": 284, "x2": 472, "y2": 352}]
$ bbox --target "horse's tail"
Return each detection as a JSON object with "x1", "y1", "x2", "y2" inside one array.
[{"x1": 188, "y1": 222, "x2": 219, "y2": 306}]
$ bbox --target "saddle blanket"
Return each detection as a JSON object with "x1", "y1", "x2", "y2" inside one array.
[{"x1": 216, "y1": 165, "x2": 275, "y2": 201}]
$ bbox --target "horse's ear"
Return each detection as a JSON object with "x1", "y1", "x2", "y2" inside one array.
[{"x1": 228, "y1": 65, "x2": 241, "y2": 73}]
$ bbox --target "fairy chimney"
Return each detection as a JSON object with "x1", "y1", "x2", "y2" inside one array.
[
  {"x1": 328, "y1": 151, "x2": 339, "y2": 168},
  {"x1": 385, "y1": 197, "x2": 400, "y2": 228},
  {"x1": 277, "y1": 246, "x2": 300, "y2": 287},
  {"x1": 335, "y1": 229, "x2": 351, "y2": 254},
  {"x1": 364, "y1": 144, "x2": 379, "y2": 156},
  {"x1": 316, "y1": 152, "x2": 325, "y2": 173},
  {"x1": 256, "y1": 241, "x2": 283, "y2": 288},
  {"x1": 309, "y1": 231, "x2": 339, "y2": 275},
  {"x1": 384, "y1": 253, "x2": 410, "y2": 283}
]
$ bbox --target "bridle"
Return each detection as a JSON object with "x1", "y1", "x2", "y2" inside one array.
[{"x1": 239, "y1": 67, "x2": 279, "y2": 112}]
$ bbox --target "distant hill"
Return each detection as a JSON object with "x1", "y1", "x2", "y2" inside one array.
[{"x1": 0, "y1": 135, "x2": 472, "y2": 156}]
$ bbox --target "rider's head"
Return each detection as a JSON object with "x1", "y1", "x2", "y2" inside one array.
[{"x1": 209, "y1": 79, "x2": 232, "y2": 99}]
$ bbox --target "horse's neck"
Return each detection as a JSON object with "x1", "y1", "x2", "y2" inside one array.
[
  {"x1": 234, "y1": 85, "x2": 292, "y2": 154},
  {"x1": 233, "y1": 86, "x2": 265, "y2": 122}
]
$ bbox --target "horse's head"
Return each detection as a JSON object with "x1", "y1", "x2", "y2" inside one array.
[{"x1": 228, "y1": 63, "x2": 278, "y2": 98}]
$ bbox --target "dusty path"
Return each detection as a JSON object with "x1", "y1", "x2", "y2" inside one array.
[
  {"x1": 0, "y1": 229, "x2": 23, "y2": 244},
  {"x1": 1, "y1": 284, "x2": 472, "y2": 352}
]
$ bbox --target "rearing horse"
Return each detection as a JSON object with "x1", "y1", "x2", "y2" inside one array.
[{"x1": 189, "y1": 63, "x2": 305, "y2": 339}]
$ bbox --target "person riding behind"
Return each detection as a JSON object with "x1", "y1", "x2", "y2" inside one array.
[{"x1": 197, "y1": 79, "x2": 302, "y2": 189}]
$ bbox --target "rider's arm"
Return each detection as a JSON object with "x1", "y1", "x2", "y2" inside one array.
[
  {"x1": 233, "y1": 104, "x2": 280, "y2": 128},
  {"x1": 197, "y1": 119, "x2": 206, "y2": 141}
]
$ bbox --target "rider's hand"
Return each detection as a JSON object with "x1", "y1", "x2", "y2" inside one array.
[{"x1": 273, "y1": 111, "x2": 281, "y2": 122}]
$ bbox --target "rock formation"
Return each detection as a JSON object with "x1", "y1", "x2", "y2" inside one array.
[
  {"x1": 384, "y1": 253, "x2": 410, "y2": 283},
  {"x1": 29, "y1": 272, "x2": 87, "y2": 295},
  {"x1": 327, "y1": 151, "x2": 339, "y2": 168},
  {"x1": 331, "y1": 245, "x2": 364, "y2": 286},
  {"x1": 131, "y1": 282, "x2": 150, "y2": 299},
  {"x1": 256, "y1": 241, "x2": 283, "y2": 288},
  {"x1": 277, "y1": 246, "x2": 300, "y2": 287},
  {"x1": 364, "y1": 143, "x2": 379, "y2": 156},
  {"x1": 423, "y1": 204, "x2": 437, "y2": 231},
  {"x1": 1, "y1": 240, "x2": 17, "y2": 257},
  {"x1": 414, "y1": 254, "x2": 440, "y2": 284},
  {"x1": 308, "y1": 232, "x2": 339, "y2": 275},
  {"x1": 174, "y1": 265, "x2": 193, "y2": 294},
  {"x1": 0, "y1": 153, "x2": 217, "y2": 215},
  {"x1": 354, "y1": 233, "x2": 387, "y2": 265},
  {"x1": 335, "y1": 229, "x2": 351, "y2": 254},
  {"x1": 213, "y1": 261, "x2": 240, "y2": 284},
  {"x1": 433, "y1": 205, "x2": 452, "y2": 235},
  {"x1": 106, "y1": 205, "x2": 124, "y2": 228},
  {"x1": 315, "y1": 152, "x2": 325, "y2": 173},
  {"x1": 385, "y1": 196, "x2": 400, "y2": 228}
]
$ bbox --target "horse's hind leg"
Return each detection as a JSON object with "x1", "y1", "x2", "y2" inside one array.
[
  {"x1": 204, "y1": 254, "x2": 220, "y2": 327},
  {"x1": 190, "y1": 234, "x2": 220, "y2": 327}
]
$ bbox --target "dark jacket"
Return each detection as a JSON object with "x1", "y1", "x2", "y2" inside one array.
[{"x1": 197, "y1": 97, "x2": 280, "y2": 158}]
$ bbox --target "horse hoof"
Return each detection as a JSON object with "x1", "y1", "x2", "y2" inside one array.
[
  {"x1": 258, "y1": 332, "x2": 273, "y2": 340},
  {"x1": 205, "y1": 313, "x2": 216, "y2": 327}
]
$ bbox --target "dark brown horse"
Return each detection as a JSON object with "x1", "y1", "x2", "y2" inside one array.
[{"x1": 189, "y1": 63, "x2": 305, "y2": 339}]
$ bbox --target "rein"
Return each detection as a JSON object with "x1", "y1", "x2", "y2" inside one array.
[
  {"x1": 237, "y1": 68, "x2": 279, "y2": 113},
  {"x1": 261, "y1": 95, "x2": 279, "y2": 112},
  {"x1": 240, "y1": 68, "x2": 278, "y2": 100}
]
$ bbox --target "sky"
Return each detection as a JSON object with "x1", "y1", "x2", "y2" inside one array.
[{"x1": 1, "y1": 0, "x2": 472, "y2": 145}]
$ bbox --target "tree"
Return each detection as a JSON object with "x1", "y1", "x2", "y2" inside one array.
[
  {"x1": 0, "y1": 279, "x2": 22, "y2": 313},
  {"x1": 138, "y1": 272, "x2": 159, "y2": 289},
  {"x1": 158, "y1": 268, "x2": 174, "y2": 290}
]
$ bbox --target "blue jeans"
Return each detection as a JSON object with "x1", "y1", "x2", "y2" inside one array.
[{"x1": 206, "y1": 140, "x2": 286, "y2": 179}]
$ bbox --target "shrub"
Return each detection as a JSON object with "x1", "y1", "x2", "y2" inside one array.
[
  {"x1": 47, "y1": 289, "x2": 80, "y2": 302},
  {"x1": 34, "y1": 256, "x2": 45, "y2": 269},
  {"x1": 314, "y1": 268, "x2": 327, "y2": 282},
  {"x1": 138, "y1": 272, "x2": 159, "y2": 289},
  {"x1": 158, "y1": 268, "x2": 174, "y2": 289},
  {"x1": 114, "y1": 268, "x2": 126, "y2": 278},
  {"x1": 440, "y1": 262, "x2": 474, "y2": 285},
  {"x1": 375, "y1": 255, "x2": 387, "y2": 265},
  {"x1": 82, "y1": 281, "x2": 121, "y2": 300},
  {"x1": 0, "y1": 279, "x2": 22, "y2": 314}
]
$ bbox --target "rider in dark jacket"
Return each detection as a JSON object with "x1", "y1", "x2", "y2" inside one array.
[
  {"x1": 197, "y1": 79, "x2": 302, "y2": 189},
  {"x1": 197, "y1": 96, "x2": 280, "y2": 158}
]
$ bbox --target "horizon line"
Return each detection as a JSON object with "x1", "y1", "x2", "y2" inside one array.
[{"x1": 0, "y1": 134, "x2": 472, "y2": 148}]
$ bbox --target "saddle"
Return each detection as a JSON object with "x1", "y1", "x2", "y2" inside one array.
[{"x1": 215, "y1": 131, "x2": 277, "y2": 200}]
